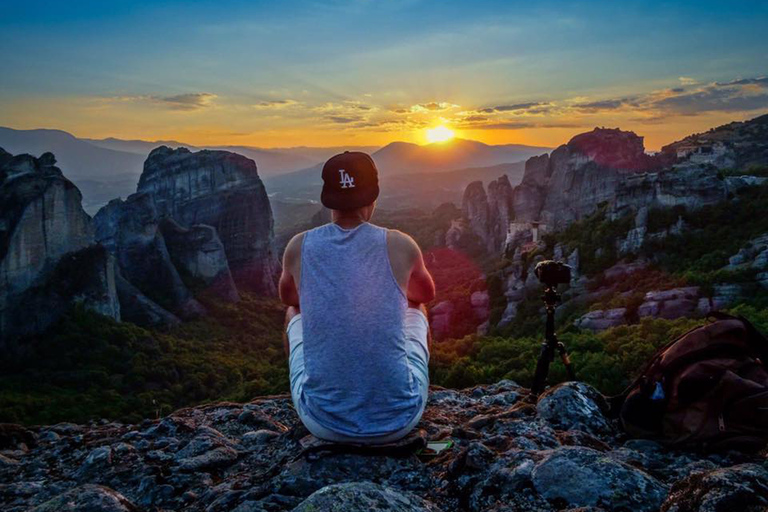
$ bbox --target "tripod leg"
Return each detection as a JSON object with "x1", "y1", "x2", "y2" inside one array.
[{"x1": 531, "y1": 342, "x2": 554, "y2": 396}]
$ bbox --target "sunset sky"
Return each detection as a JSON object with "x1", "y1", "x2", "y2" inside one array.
[{"x1": 1, "y1": 0, "x2": 767, "y2": 150}]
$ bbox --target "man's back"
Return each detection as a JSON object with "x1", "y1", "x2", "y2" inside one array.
[{"x1": 297, "y1": 222, "x2": 423, "y2": 437}]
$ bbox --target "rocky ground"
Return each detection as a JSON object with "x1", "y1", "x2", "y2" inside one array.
[{"x1": 2, "y1": 381, "x2": 767, "y2": 512}]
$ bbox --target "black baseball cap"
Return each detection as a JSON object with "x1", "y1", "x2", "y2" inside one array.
[{"x1": 321, "y1": 151, "x2": 379, "y2": 210}]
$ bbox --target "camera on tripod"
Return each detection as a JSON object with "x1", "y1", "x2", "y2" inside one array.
[
  {"x1": 530, "y1": 259, "x2": 576, "y2": 397},
  {"x1": 534, "y1": 260, "x2": 572, "y2": 288}
]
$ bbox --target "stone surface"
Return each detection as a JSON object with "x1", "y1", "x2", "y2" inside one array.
[
  {"x1": 575, "y1": 308, "x2": 627, "y2": 331},
  {"x1": 3, "y1": 379, "x2": 763, "y2": 512},
  {"x1": 660, "y1": 463, "x2": 768, "y2": 512},
  {"x1": 0, "y1": 150, "x2": 120, "y2": 342},
  {"x1": 94, "y1": 193, "x2": 206, "y2": 321},
  {"x1": 30, "y1": 484, "x2": 138, "y2": 512},
  {"x1": 137, "y1": 146, "x2": 279, "y2": 294},
  {"x1": 293, "y1": 482, "x2": 442, "y2": 512},
  {"x1": 160, "y1": 219, "x2": 240, "y2": 302},
  {"x1": 532, "y1": 446, "x2": 667, "y2": 512},
  {"x1": 462, "y1": 176, "x2": 515, "y2": 254},
  {"x1": 536, "y1": 382, "x2": 615, "y2": 437}
]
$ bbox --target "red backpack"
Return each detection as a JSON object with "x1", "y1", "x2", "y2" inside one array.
[{"x1": 612, "y1": 312, "x2": 768, "y2": 452}]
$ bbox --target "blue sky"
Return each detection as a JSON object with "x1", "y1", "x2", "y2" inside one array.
[{"x1": 1, "y1": 0, "x2": 766, "y2": 148}]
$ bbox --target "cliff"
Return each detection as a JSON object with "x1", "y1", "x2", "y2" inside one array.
[
  {"x1": 94, "y1": 147, "x2": 278, "y2": 327},
  {"x1": 138, "y1": 147, "x2": 279, "y2": 295},
  {"x1": 0, "y1": 149, "x2": 120, "y2": 342},
  {"x1": 1, "y1": 381, "x2": 765, "y2": 512},
  {"x1": 458, "y1": 116, "x2": 768, "y2": 330}
]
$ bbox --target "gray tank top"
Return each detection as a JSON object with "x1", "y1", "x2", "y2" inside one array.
[{"x1": 299, "y1": 222, "x2": 422, "y2": 437}]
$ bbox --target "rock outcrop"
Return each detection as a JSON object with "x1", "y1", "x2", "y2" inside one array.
[
  {"x1": 160, "y1": 220, "x2": 240, "y2": 303},
  {"x1": 474, "y1": 116, "x2": 768, "y2": 333},
  {"x1": 461, "y1": 176, "x2": 515, "y2": 254},
  {"x1": 94, "y1": 147, "x2": 278, "y2": 327},
  {"x1": 661, "y1": 112, "x2": 768, "y2": 171},
  {"x1": 2, "y1": 380, "x2": 764, "y2": 512},
  {"x1": 137, "y1": 147, "x2": 279, "y2": 295},
  {"x1": 94, "y1": 194, "x2": 206, "y2": 323},
  {"x1": 0, "y1": 150, "x2": 119, "y2": 342}
]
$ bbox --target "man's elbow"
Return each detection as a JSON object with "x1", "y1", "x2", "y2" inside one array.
[
  {"x1": 278, "y1": 275, "x2": 299, "y2": 307},
  {"x1": 409, "y1": 280, "x2": 436, "y2": 305}
]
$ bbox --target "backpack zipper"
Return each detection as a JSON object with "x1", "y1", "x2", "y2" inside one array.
[{"x1": 718, "y1": 414, "x2": 725, "y2": 432}]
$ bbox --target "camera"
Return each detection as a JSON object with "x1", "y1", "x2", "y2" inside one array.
[{"x1": 534, "y1": 260, "x2": 572, "y2": 288}]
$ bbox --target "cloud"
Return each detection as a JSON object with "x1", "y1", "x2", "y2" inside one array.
[
  {"x1": 564, "y1": 76, "x2": 768, "y2": 117},
  {"x1": 253, "y1": 99, "x2": 298, "y2": 109},
  {"x1": 327, "y1": 116, "x2": 359, "y2": 124},
  {"x1": 460, "y1": 120, "x2": 582, "y2": 130},
  {"x1": 480, "y1": 102, "x2": 548, "y2": 113},
  {"x1": 572, "y1": 98, "x2": 634, "y2": 112},
  {"x1": 716, "y1": 77, "x2": 768, "y2": 87},
  {"x1": 650, "y1": 79, "x2": 768, "y2": 115},
  {"x1": 679, "y1": 77, "x2": 698, "y2": 85},
  {"x1": 409, "y1": 102, "x2": 459, "y2": 113},
  {"x1": 108, "y1": 92, "x2": 217, "y2": 111},
  {"x1": 155, "y1": 93, "x2": 217, "y2": 111}
]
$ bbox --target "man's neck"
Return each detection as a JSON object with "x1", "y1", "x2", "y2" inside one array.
[{"x1": 333, "y1": 218, "x2": 366, "y2": 229}]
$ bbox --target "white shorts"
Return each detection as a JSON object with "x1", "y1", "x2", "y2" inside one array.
[{"x1": 287, "y1": 307, "x2": 430, "y2": 444}]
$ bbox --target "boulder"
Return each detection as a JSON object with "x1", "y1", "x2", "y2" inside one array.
[
  {"x1": 661, "y1": 463, "x2": 768, "y2": 512},
  {"x1": 293, "y1": 482, "x2": 442, "y2": 512},
  {"x1": 532, "y1": 446, "x2": 667, "y2": 512},
  {"x1": 536, "y1": 382, "x2": 615, "y2": 437},
  {"x1": 575, "y1": 308, "x2": 627, "y2": 331},
  {"x1": 638, "y1": 287, "x2": 700, "y2": 320}
]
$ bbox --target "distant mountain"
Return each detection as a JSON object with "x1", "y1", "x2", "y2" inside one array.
[
  {"x1": 82, "y1": 137, "x2": 194, "y2": 154},
  {"x1": 264, "y1": 139, "x2": 548, "y2": 209},
  {"x1": 0, "y1": 126, "x2": 547, "y2": 214},
  {"x1": 371, "y1": 139, "x2": 550, "y2": 175},
  {"x1": 265, "y1": 160, "x2": 528, "y2": 213},
  {"x1": 0, "y1": 127, "x2": 146, "y2": 213},
  {"x1": 0, "y1": 127, "x2": 379, "y2": 213},
  {"x1": 83, "y1": 137, "x2": 380, "y2": 177}
]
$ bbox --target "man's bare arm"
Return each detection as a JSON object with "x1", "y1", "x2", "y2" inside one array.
[
  {"x1": 406, "y1": 239, "x2": 436, "y2": 305},
  {"x1": 279, "y1": 233, "x2": 304, "y2": 307}
]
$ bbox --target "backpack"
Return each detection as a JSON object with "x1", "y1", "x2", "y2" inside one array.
[{"x1": 611, "y1": 312, "x2": 768, "y2": 452}]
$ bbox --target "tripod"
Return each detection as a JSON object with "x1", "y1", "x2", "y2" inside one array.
[{"x1": 530, "y1": 286, "x2": 576, "y2": 396}]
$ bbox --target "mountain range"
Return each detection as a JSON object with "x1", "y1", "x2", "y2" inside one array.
[{"x1": 0, "y1": 126, "x2": 549, "y2": 214}]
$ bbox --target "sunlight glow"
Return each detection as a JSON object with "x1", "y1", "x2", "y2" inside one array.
[{"x1": 425, "y1": 125, "x2": 455, "y2": 144}]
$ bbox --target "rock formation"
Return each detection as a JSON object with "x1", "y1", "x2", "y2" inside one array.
[
  {"x1": 137, "y1": 147, "x2": 279, "y2": 295},
  {"x1": 0, "y1": 149, "x2": 120, "y2": 342},
  {"x1": 2, "y1": 380, "x2": 765, "y2": 512},
  {"x1": 94, "y1": 147, "x2": 278, "y2": 327},
  {"x1": 94, "y1": 194, "x2": 206, "y2": 322},
  {"x1": 466, "y1": 116, "x2": 768, "y2": 333},
  {"x1": 461, "y1": 176, "x2": 515, "y2": 254},
  {"x1": 160, "y1": 220, "x2": 240, "y2": 303},
  {"x1": 661, "y1": 112, "x2": 768, "y2": 171}
]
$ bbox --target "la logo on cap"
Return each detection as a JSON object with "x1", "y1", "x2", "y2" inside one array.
[{"x1": 338, "y1": 169, "x2": 355, "y2": 189}]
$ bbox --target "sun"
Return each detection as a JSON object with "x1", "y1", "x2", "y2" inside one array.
[{"x1": 425, "y1": 125, "x2": 455, "y2": 144}]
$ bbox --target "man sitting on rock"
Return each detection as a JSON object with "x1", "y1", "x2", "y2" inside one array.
[{"x1": 279, "y1": 151, "x2": 435, "y2": 444}]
